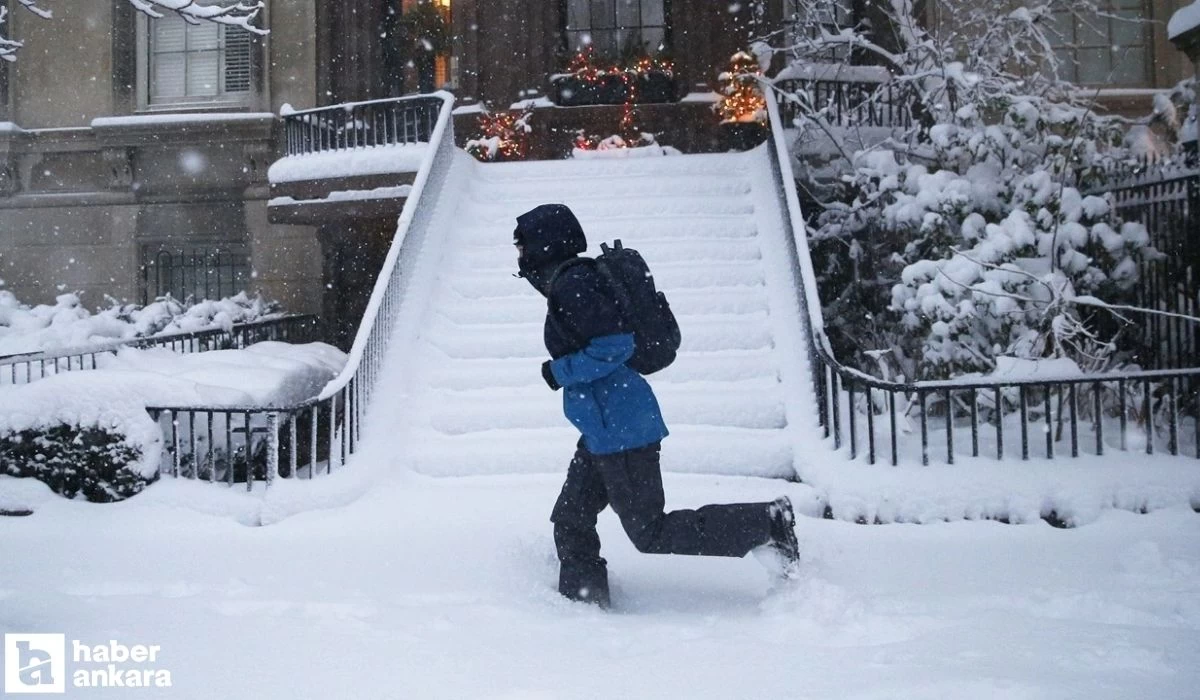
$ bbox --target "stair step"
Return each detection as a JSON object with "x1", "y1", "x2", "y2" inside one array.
[
  {"x1": 452, "y1": 238, "x2": 763, "y2": 272},
  {"x1": 420, "y1": 315, "x2": 774, "y2": 359},
  {"x1": 414, "y1": 380, "x2": 786, "y2": 434},
  {"x1": 453, "y1": 216, "x2": 759, "y2": 244},
  {"x1": 399, "y1": 424, "x2": 794, "y2": 479},
  {"x1": 430, "y1": 286, "x2": 770, "y2": 325},
  {"x1": 418, "y1": 348, "x2": 781, "y2": 390},
  {"x1": 473, "y1": 153, "x2": 751, "y2": 181},
  {"x1": 462, "y1": 195, "x2": 754, "y2": 223},
  {"x1": 448, "y1": 261, "x2": 766, "y2": 299},
  {"x1": 470, "y1": 173, "x2": 752, "y2": 200}
]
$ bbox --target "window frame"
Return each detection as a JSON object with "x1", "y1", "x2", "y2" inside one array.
[
  {"x1": 1048, "y1": 1, "x2": 1151, "y2": 88},
  {"x1": 134, "y1": 4, "x2": 264, "y2": 112},
  {"x1": 560, "y1": 0, "x2": 672, "y2": 59}
]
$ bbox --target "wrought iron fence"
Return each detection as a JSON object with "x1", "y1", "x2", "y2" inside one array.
[
  {"x1": 814, "y1": 357, "x2": 1199, "y2": 466},
  {"x1": 148, "y1": 93, "x2": 458, "y2": 488},
  {"x1": 1084, "y1": 162, "x2": 1200, "y2": 371},
  {"x1": 763, "y1": 87, "x2": 1200, "y2": 465},
  {"x1": 282, "y1": 94, "x2": 445, "y2": 156},
  {"x1": 0, "y1": 315, "x2": 319, "y2": 386},
  {"x1": 773, "y1": 78, "x2": 919, "y2": 131}
]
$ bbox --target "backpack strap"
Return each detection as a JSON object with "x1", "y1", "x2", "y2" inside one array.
[{"x1": 545, "y1": 258, "x2": 593, "y2": 347}]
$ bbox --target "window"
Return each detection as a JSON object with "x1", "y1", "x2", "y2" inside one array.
[
  {"x1": 1049, "y1": 1, "x2": 1149, "y2": 86},
  {"x1": 564, "y1": 0, "x2": 669, "y2": 58},
  {"x1": 138, "y1": 7, "x2": 256, "y2": 109}
]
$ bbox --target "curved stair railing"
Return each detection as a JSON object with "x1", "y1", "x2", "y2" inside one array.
[
  {"x1": 148, "y1": 92, "x2": 457, "y2": 488},
  {"x1": 763, "y1": 87, "x2": 1200, "y2": 465}
]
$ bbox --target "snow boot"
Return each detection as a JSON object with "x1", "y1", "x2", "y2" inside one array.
[
  {"x1": 559, "y1": 568, "x2": 611, "y2": 610},
  {"x1": 563, "y1": 582, "x2": 610, "y2": 610},
  {"x1": 753, "y1": 496, "x2": 800, "y2": 579}
]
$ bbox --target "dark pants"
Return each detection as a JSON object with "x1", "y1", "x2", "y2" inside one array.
[{"x1": 550, "y1": 441, "x2": 774, "y2": 602}]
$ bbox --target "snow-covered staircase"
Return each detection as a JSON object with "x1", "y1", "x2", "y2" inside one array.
[{"x1": 391, "y1": 150, "x2": 814, "y2": 478}]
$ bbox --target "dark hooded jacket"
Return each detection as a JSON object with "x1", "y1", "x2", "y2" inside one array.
[{"x1": 515, "y1": 204, "x2": 668, "y2": 455}]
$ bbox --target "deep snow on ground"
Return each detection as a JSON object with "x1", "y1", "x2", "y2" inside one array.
[{"x1": 2, "y1": 470, "x2": 1198, "y2": 699}]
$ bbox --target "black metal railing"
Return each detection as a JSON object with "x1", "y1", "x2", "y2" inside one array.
[
  {"x1": 1085, "y1": 166, "x2": 1200, "y2": 372},
  {"x1": 282, "y1": 95, "x2": 445, "y2": 156},
  {"x1": 148, "y1": 93, "x2": 459, "y2": 489},
  {"x1": 764, "y1": 87, "x2": 1200, "y2": 465},
  {"x1": 813, "y1": 353, "x2": 1199, "y2": 466},
  {"x1": 0, "y1": 315, "x2": 319, "y2": 386},
  {"x1": 774, "y1": 78, "x2": 917, "y2": 130}
]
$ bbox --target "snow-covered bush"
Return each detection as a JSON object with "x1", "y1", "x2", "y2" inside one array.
[
  {"x1": 766, "y1": 0, "x2": 1159, "y2": 381},
  {"x1": 842, "y1": 105, "x2": 1156, "y2": 379},
  {"x1": 0, "y1": 290, "x2": 280, "y2": 357},
  {"x1": 0, "y1": 425, "x2": 156, "y2": 502},
  {"x1": 465, "y1": 108, "x2": 533, "y2": 162},
  {"x1": 0, "y1": 378, "x2": 163, "y2": 502}
]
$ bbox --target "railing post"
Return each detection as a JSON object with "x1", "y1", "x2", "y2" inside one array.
[
  {"x1": 888, "y1": 390, "x2": 897, "y2": 466},
  {"x1": 266, "y1": 411, "x2": 279, "y2": 486}
]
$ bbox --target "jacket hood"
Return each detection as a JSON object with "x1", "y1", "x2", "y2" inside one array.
[{"x1": 514, "y1": 204, "x2": 587, "y2": 270}]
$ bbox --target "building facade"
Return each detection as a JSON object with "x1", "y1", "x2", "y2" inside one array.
[
  {"x1": 0, "y1": 1, "x2": 322, "y2": 318},
  {"x1": 0, "y1": 0, "x2": 1192, "y2": 345}
]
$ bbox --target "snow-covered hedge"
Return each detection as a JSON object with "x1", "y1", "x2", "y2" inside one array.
[{"x1": 0, "y1": 291, "x2": 281, "y2": 357}]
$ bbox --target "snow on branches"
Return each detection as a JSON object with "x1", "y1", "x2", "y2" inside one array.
[
  {"x1": 770, "y1": 0, "x2": 1163, "y2": 381},
  {"x1": 0, "y1": 0, "x2": 266, "y2": 62},
  {"x1": 126, "y1": 1, "x2": 267, "y2": 34}
]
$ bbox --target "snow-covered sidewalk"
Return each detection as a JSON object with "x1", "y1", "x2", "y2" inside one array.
[{"x1": 2, "y1": 471, "x2": 1197, "y2": 699}]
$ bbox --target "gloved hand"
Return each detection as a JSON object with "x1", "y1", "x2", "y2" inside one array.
[{"x1": 541, "y1": 360, "x2": 560, "y2": 391}]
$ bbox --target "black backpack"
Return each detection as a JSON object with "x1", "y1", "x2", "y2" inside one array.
[{"x1": 549, "y1": 240, "x2": 682, "y2": 375}]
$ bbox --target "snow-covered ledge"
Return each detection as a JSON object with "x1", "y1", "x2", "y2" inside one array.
[
  {"x1": 266, "y1": 143, "x2": 426, "y2": 225},
  {"x1": 1169, "y1": 2, "x2": 1200, "y2": 151},
  {"x1": 1170, "y1": 1, "x2": 1200, "y2": 71},
  {"x1": 91, "y1": 112, "x2": 275, "y2": 147}
]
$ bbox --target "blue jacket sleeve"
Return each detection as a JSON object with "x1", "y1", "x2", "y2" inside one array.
[{"x1": 549, "y1": 333, "x2": 635, "y2": 387}]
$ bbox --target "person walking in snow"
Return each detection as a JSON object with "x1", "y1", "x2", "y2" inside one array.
[{"x1": 514, "y1": 203, "x2": 800, "y2": 609}]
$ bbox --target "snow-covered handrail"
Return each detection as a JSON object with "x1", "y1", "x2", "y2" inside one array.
[
  {"x1": 763, "y1": 86, "x2": 830, "y2": 353},
  {"x1": 318, "y1": 90, "x2": 455, "y2": 401},
  {"x1": 141, "y1": 93, "x2": 457, "y2": 489}
]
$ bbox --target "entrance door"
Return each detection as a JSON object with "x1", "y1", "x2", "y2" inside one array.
[{"x1": 387, "y1": 0, "x2": 453, "y2": 95}]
